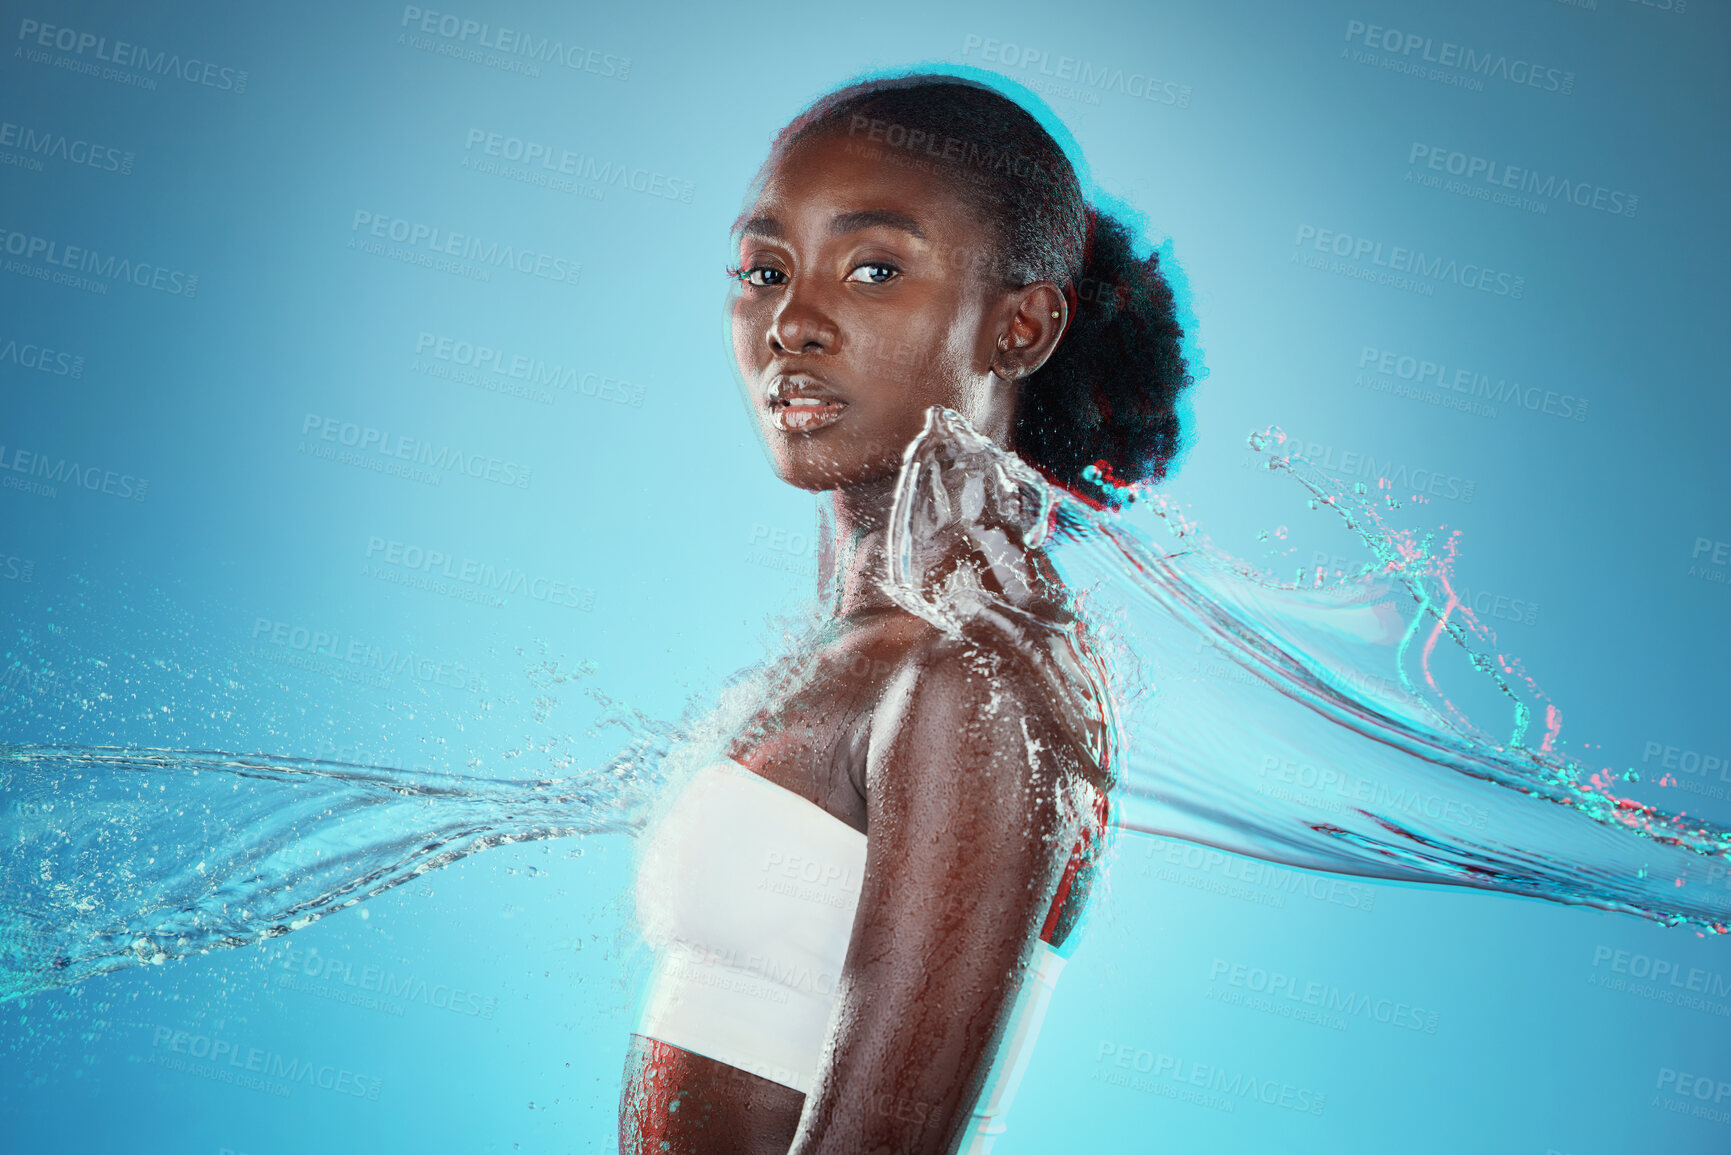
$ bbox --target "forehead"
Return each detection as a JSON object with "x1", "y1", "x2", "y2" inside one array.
[{"x1": 745, "y1": 131, "x2": 986, "y2": 238}]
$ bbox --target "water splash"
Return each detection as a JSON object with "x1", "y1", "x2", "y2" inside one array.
[
  {"x1": 0, "y1": 741, "x2": 666, "y2": 1003},
  {"x1": 2, "y1": 406, "x2": 1726, "y2": 1005},
  {"x1": 878, "y1": 409, "x2": 1729, "y2": 930},
  {"x1": 1050, "y1": 420, "x2": 1730, "y2": 928}
]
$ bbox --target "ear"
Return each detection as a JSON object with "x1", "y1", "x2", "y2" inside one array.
[{"x1": 989, "y1": 281, "x2": 1069, "y2": 383}]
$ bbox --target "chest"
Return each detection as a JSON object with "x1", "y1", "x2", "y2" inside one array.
[{"x1": 724, "y1": 619, "x2": 921, "y2": 836}]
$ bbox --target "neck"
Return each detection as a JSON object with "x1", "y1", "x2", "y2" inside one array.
[
  {"x1": 818, "y1": 400, "x2": 1022, "y2": 621},
  {"x1": 819, "y1": 472, "x2": 902, "y2": 620}
]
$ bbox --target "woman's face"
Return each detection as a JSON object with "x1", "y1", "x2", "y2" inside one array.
[{"x1": 729, "y1": 131, "x2": 1053, "y2": 495}]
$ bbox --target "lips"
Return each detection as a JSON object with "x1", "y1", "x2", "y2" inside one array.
[{"x1": 767, "y1": 374, "x2": 848, "y2": 434}]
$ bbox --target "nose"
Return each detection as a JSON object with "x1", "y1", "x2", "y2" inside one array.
[{"x1": 767, "y1": 282, "x2": 838, "y2": 355}]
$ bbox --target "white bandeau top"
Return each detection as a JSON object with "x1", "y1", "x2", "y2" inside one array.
[{"x1": 634, "y1": 758, "x2": 1065, "y2": 1152}]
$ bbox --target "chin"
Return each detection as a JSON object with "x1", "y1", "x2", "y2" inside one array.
[
  {"x1": 755, "y1": 409, "x2": 917, "y2": 493},
  {"x1": 768, "y1": 456, "x2": 856, "y2": 493},
  {"x1": 767, "y1": 446, "x2": 897, "y2": 494}
]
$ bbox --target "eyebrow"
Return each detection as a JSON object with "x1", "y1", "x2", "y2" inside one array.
[
  {"x1": 735, "y1": 210, "x2": 927, "y2": 241},
  {"x1": 827, "y1": 209, "x2": 926, "y2": 240},
  {"x1": 738, "y1": 215, "x2": 783, "y2": 239}
]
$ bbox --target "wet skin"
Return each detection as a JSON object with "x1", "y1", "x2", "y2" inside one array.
[{"x1": 619, "y1": 130, "x2": 1106, "y2": 1155}]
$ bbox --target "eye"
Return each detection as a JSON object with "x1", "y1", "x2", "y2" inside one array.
[
  {"x1": 729, "y1": 264, "x2": 788, "y2": 288},
  {"x1": 844, "y1": 262, "x2": 900, "y2": 285}
]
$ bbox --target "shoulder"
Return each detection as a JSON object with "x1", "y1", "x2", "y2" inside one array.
[
  {"x1": 865, "y1": 609, "x2": 1106, "y2": 793},
  {"x1": 875, "y1": 618, "x2": 1048, "y2": 720}
]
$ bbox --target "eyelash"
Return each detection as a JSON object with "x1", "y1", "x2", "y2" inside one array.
[
  {"x1": 724, "y1": 262, "x2": 902, "y2": 288},
  {"x1": 725, "y1": 264, "x2": 787, "y2": 288},
  {"x1": 846, "y1": 262, "x2": 900, "y2": 285}
]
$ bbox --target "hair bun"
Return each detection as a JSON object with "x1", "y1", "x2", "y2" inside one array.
[{"x1": 1015, "y1": 208, "x2": 1191, "y2": 505}]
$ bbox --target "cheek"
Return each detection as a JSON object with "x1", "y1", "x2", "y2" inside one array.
[
  {"x1": 730, "y1": 301, "x2": 762, "y2": 370},
  {"x1": 857, "y1": 305, "x2": 958, "y2": 389},
  {"x1": 883, "y1": 316, "x2": 978, "y2": 404}
]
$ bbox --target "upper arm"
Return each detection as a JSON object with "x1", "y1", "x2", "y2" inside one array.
[{"x1": 787, "y1": 630, "x2": 1101, "y2": 1154}]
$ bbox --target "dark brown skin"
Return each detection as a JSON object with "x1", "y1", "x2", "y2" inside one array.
[{"x1": 619, "y1": 131, "x2": 1107, "y2": 1155}]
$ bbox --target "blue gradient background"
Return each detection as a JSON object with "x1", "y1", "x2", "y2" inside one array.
[{"x1": 2, "y1": 1, "x2": 1728, "y2": 1152}]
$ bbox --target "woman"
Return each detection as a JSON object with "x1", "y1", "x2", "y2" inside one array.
[{"x1": 621, "y1": 74, "x2": 1192, "y2": 1154}]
